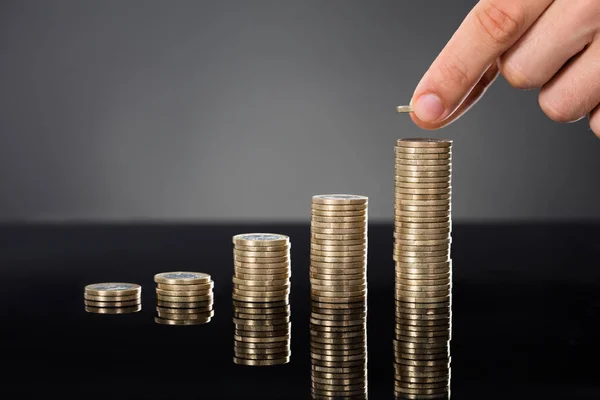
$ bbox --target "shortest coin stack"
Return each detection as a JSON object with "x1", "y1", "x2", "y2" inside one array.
[
  {"x1": 232, "y1": 233, "x2": 292, "y2": 366},
  {"x1": 154, "y1": 272, "x2": 215, "y2": 325},
  {"x1": 84, "y1": 283, "x2": 142, "y2": 314}
]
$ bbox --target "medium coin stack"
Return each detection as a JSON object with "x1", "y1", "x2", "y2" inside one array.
[
  {"x1": 310, "y1": 194, "x2": 368, "y2": 399},
  {"x1": 393, "y1": 139, "x2": 452, "y2": 399},
  {"x1": 154, "y1": 272, "x2": 215, "y2": 325},
  {"x1": 232, "y1": 233, "x2": 292, "y2": 366},
  {"x1": 84, "y1": 283, "x2": 142, "y2": 314}
]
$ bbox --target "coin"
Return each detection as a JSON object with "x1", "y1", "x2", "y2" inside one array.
[
  {"x1": 235, "y1": 329, "x2": 291, "y2": 338},
  {"x1": 311, "y1": 250, "x2": 366, "y2": 258},
  {"x1": 157, "y1": 306, "x2": 213, "y2": 314},
  {"x1": 157, "y1": 300, "x2": 213, "y2": 308},
  {"x1": 310, "y1": 268, "x2": 366, "y2": 276},
  {"x1": 311, "y1": 261, "x2": 365, "y2": 269},
  {"x1": 234, "y1": 256, "x2": 289, "y2": 264},
  {"x1": 156, "y1": 288, "x2": 212, "y2": 297},
  {"x1": 234, "y1": 346, "x2": 290, "y2": 355},
  {"x1": 235, "y1": 244, "x2": 290, "y2": 252},
  {"x1": 311, "y1": 295, "x2": 367, "y2": 304},
  {"x1": 311, "y1": 290, "x2": 366, "y2": 298},
  {"x1": 84, "y1": 293, "x2": 140, "y2": 302},
  {"x1": 311, "y1": 216, "x2": 367, "y2": 223},
  {"x1": 395, "y1": 145, "x2": 450, "y2": 154},
  {"x1": 233, "y1": 352, "x2": 291, "y2": 361},
  {"x1": 233, "y1": 289, "x2": 289, "y2": 297},
  {"x1": 232, "y1": 277, "x2": 289, "y2": 286},
  {"x1": 234, "y1": 261, "x2": 290, "y2": 269},
  {"x1": 234, "y1": 267, "x2": 290, "y2": 276},
  {"x1": 311, "y1": 284, "x2": 366, "y2": 293},
  {"x1": 312, "y1": 233, "x2": 367, "y2": 240},
  {"x1": 232, "y1": 294, "x2": 289, "y2": 303},
  {"x1": 234, "y1": 340, "x2": 290, "y2": 349},
  {"x1": 84, "y1": 283, "x2": 141, "y2": 297},
  {"x1": 396, "y1": 138, "x2": 451, "y2": 147},
  {"x1": 233, "y1": 356, "x2": 290, "y2": 366},
  {"x1": 310, "y1": 330, "x2": 366, "y2": 339},
  {"x1": 157, "y1": 294, "x2": 213, "y2": 302},
  {"x1": 311, "y1": 301, "x2": 366, "y2": 309},
  {"x1": 310, "y1": 278, "x2": 366, "y2": 286},
  {"x1": 154, "y1": 272, "x2": 211, "y2": 285},
  {"x1": 394, "y1": 152, "x2": 451, "y2": 160},
  {"x1": 312, "y1": 194, "x2": 368, "y2": 205},
  {"x1": 154, "y1": 316, "x2": 211, "y2": 325},
  {"x1": 311, "y1": 341, "x2": 367, "y2": 351},
  {"x1": 311, "y1": 243, "x2": 367, "y2": 252},
  {"x1": 232, "y1": 300, "x2": 289, "y2": 308},
  {"x1": 310, "y1": 317, "x2": 365, "y2": 326},
  {"x1": 312, "y1": 307, "x2": 367, "y2": 315},
  {"x1": 234, "y1": 334, "x2": 290, "y2": 343},
  {"x1": 157, "y1": 310, "x2": 215, "y2": 320},
  {"x1": 233, "y1": 249, "x2": 290, "y2": 258},
  {"x1": 233, "y1": 317, "x2": 290, "y2": 326},
  {"x1": 233, "y1": 305, "x2": 290, "y2": 314},
  {"x1": 84, "y1": 299, "x2": 140, "y2": 307},
  {"x1": 312, "y1": 239, "x2": 367, "y2": 246},
  {"x1": 232, "y1": 233, "x2": 290, "y2": 247},
  {"x1": 156, "y1": 282, "x2": 214, "y2": 291},
  {"x1": 85, "y1": 305, "x2": 141, "y2": 314},
  {"x1": 311, "y1": 210, "x2": 368, "y2": 218},
  {"x1": 311, "y1": 203, "x2": 368, "y2": 211},
  {"x1": 234, "y1": 284, "x2": 290, "y2": 292},
  {"x1": 311, "y1": 388, "x2": 367, "y2": 397}
]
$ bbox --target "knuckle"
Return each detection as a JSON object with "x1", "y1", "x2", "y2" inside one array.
[
  {"x1": 474, "y1": 1, "x2": 525, "y2": 46},
  {"x1": 437, "y1": 54, "x2": 471, "y2": 89},
  {"x1": 539, "y1": 91, "x2": 578, "y2": 123},
  {"x1": 498, "y1": 58, "x2": 537, "y2": 89}
]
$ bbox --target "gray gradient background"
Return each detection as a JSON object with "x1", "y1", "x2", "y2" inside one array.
[{"x1": 1, "y1": 0, "x2": 599, "y2": 222}]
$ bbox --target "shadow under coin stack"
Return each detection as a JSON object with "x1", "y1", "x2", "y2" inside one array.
[
  {"x1": 154, "y1": 272, "x2": 214, "y2": 325},
  {"x1": 393, "y1": 139, "x2": 453, "y2": 399},
  {"x1": 310, "y1": 195, "x2": 368, "y2": 400},
  {"x1": 232, "y1": 233, "x2": 292, "y2": 366},
  {"x1": 84, "y1": 283, "x2": 142, "y2": 314}
]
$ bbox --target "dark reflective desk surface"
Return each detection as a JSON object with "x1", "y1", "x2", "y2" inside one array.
[{"x1": 0, "y1": 223, "x2": 599, "y2": 399}]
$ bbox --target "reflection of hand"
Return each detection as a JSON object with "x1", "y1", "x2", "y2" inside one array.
[{"x1": 410, "y1": 0, "x2": 600, "y2": 137}]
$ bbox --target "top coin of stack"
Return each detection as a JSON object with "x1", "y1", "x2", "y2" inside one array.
[
  {"x1": 154, "y1": 272, "x2": 215, "y2": 325},
  {"x1": 232, "y1": 233, "x2": 292, "y2": 366},
  {"x1": 84, "y1": 283, "x2": 142, "y2": 314},
  {"x1": 393, "y1": 138, "x2": 452, "y2": 400},
  {"x1": 310, "y1": 194, "x2": 368, "y2": 399}
]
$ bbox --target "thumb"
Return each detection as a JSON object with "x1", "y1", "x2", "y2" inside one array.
[{"x1": 410, "y1": 0, "x2": 552, "y2": 126}]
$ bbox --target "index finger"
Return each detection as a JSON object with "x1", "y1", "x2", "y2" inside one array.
[{"x1": 410, "y1": 0, "x2": 553, "y2": 125}]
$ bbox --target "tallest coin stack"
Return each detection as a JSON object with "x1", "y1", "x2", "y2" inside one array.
[{"x1": 393, "y1": 139, "x2": 452, "y2": 400}]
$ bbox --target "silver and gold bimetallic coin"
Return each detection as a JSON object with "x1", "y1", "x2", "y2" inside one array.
[
  {"x1": 84, "y1": 282, "x2": 142, "y2": 314},
  {"x1": 154, "y1": 272, "x2": 215, "y2": 326},
  {"x1": 232, "y1": 233, "x2": 292, "y2": 365}
]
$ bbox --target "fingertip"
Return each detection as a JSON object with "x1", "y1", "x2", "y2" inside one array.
[{"x1": 412, "y1": 93, "x2": 446, "y2": 123}]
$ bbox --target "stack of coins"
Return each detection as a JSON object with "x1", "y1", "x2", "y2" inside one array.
[
  {"x1": 232, "y1": 233, "x2": 292, "y2": 366},
  {"x1": 310, "y1": 195, "x2": 368, "y2": 399},
  {"x1": 393, "y1": 139, "x2": 452, "y2": 399},
  {"x1": 154, "y1": 272, "x2": 214, "y2": 325},
  {"x1": 84, "y1": 283, "x2": 142, "y2": 314}
]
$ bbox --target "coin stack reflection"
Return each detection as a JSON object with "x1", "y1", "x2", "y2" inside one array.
[
  {"x1": 394, "y1": 139, "x2": 452, "y2": 399},
  {"x1": 310, "y1": 195, "x2": 368, "y2": 399},
  {"x1": 84, "y1": 283, "x2": 142, "y2": 314},
  {"x1": 232, "y1": 233, "x2": 292, "y2": 366},
  {"x1": 154, "y1": 272, "x2": 215, "y2": 325}
]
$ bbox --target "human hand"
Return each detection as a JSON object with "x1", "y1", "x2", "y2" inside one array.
[{"x1": 409, "y1": 0, "x2": 600, "y2": 137}]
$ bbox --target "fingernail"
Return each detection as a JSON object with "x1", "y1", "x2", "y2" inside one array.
[{"x1": 413, "y1": 93, "x2": 445, "y2": 123}]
